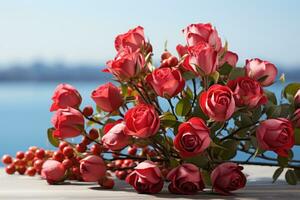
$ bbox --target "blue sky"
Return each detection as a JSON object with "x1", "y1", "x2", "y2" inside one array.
[{"x1": 0, "y1": 0, "x2": 300, "y2": 68}]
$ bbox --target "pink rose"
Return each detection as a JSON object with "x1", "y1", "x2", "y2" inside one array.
[
  {"x1": 227, "y1": 77, "x2": 267, "y2": 108},
  {"x1": 126, "y1": 160, "x2": 163, "y2": 194},
  {"x1": 183, "y1": 23, "x2": 222, "y2": 51},
  {"x1": 104, "y1": 49, "x2": 145, "y2": 80},
  {"x1": 183, "y1": 42, "x2": 218, "y2": 75},
  {"x1": 50, "y1": 84, "x2": 82, "y2": 112},
  {"x1": 124, "y1": 104, "x2": 160, "y2": 138},
  {"x1": 167, "y1": 163, "x2": 205, "y2": 194},
  {"x1": 211, "y1": 162, "x2": 246, "y2": 195},
  {"x1": 146, "y1": 67, "x2": 185, "y2": 98},
  {"x1": 245, "y1": 58, "x2": 278, "y2": 86},
  {"x1": 219, "y1": 51, "x2": 238, "y2": 67},
  {"x1": 41, "y1": 160, "x2": 66, "y2": 184},
  {"x1": 91, "y1": 82, "x2": 123, "y2": 112},
  {"x1": 292, "y1": 109, "x2": 300, "y2": 128},
  {"x1": 102, "y1": 122, "x2": 132, "y2": 151},
  {"x1": 174, "y1": 117, "x2": 210, "y2": 158},
  {"x1": 80, "y1": 155, "x2": 106, "y2": 182},
  {"x1": 103, "y1": 119, "x2": 123, "y2": 134},
  {"x1": 199, "y1": 84, "x2": 235, "y2": 121},
  {"x1": 256, "y1": 118, "x2": 294, "y2": 157},
  {"x1": 295, "y1": 89, "x2": 300, "y2": 107},
  {"x1": 51, "y1": 107, "x2": 84, "y2": 139},
  {"x1": 115, "y1": 26, "x2": 145, "y2": 52}
]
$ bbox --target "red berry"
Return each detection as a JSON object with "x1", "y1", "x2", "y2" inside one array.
[
  {"x1": 33, "y1": 159, "x2": 44, "y2": 171},
  {"x1": 26, "y1": 167, "x2": 36, "y2": 176},
  {"x1": 167, "y1": 56, "x2": 178, "y2": 67},
  {"x1": 114, "y1": 160, "x2": 123, "y2": 168},
  {"x1": 89, "y1": 128, "x2": 99, "y2": 140},
  {"x1": 83, "y1": 106, "x2": 93, "y2": 117},
  {"x1": 16, "y1": 151, "x2": 25, "y2": 159},
  {"x1": 53, "y1": 151, "x2": 64, "y2": 162},
  {"x1": 35, "y1": 149, "x2": 45, "y2": 159},
  {"x1": 91, "y1": 144, "x2": 102, "y2": 155},
  {"x1": 14, "y1": 159, "x2": 26, "y2": 167},
  {"x1": 2, "y1": 155, "x2": 13, "y2": 165},
  {"x1": 160, "y1": 59, "x2": 169, "y2": 68},
  {"x1": 17, "y1": 166, "x2": 27, "y2": 175},
  {"x1": 24, "y1": 151, "x2": 35, "y2": 161},
  {"x1": 62, "y1": 159, "x2": 73, "y2": 168},
  {"x1": 63, "y1": 146, "x2": 74, "y2": 158},
  {"x1": 28, "y1": 146, "x2": 38, "y2": 153},
  {"x1": 81, "y1": 136, "x2": 91, "y2": 146},
  {"x1": 59, "y1": 141, "x2": 69, "y2": 152},
  {"x1": 72, "y1": 167, "x2": 80, "y2": 176},
  {"x1": 100, "y1": 178, "x2": 115, "y2": 189},
  {"x1": 5, "y1": 164, "x2": 16, "y2": 174},
  {"x1": 161, "y1": 51, "x2": 172, "y2": 60},
  {"x1": 127, "y1": 146, "x2": 137, "y2": 155},
  {"x1": 123, "y1": 159, "x2": 133, "y2": 166},
  {"x1": 115, "y1": 170, "x2": 127, "y2": 180},
  {"x1": 76, "y1": 143, "x2": 87, "y2": 153}
]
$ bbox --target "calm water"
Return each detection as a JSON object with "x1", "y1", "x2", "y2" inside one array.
[{"x1": 0, "y1": 81, "x2": 299, "y2": 165}]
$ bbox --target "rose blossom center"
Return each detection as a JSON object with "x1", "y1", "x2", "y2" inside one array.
[
  {"x1": 181, "y1": 182, "x2": 197, "y2": 193},
  {"x1": 181, "y1": 132, "x2": 199, "y2": 151},
  {"x1": 277, "y1": 129, "x2": 289, "y2": 144}
]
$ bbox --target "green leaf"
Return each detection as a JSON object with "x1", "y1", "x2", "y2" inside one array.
[
  {"x1": 278, "y1": 155, "x2": 289, "y2": 167},
  {"x1": 218, "y1": 63, "x2": 233, "y2": 76},
  {"x1": 285, "y1": 170, "x2": 298, "y2": 185},
  {"x1": 47, "y1": 127, "x2": 59, "y2": 147},
  {"x1": 228, "y1": 67, "x2": 245, "y2": 80},
  {"x1": 272, "y1": 167, "x2": 284, "y2": 183},
  {"x1": 266, "y1": 104, "x2": 291, "y2": 118},
  {"x1": 264, "y1": 90, "x2": 277, "y2": 105},
  {"x1": 201, "y1": 170, "x2": 212, "y2": 186},
  {"x1": 169, "y1": 158, "x2": 180, "y2": 168},
  {"x1": 160, "y1": 112, "x2": 178, "y2": 128},
  {"x1": 295, "y1": 128, "x2": 300, "y2": 145},
  {"x1": 185, "y1": 86, "x2": 194, "y2": 100},
  {"x1": 175, "y1": 98, "x2": 192, "y2": 116},
  {"x1": 219, "y1": 139, "x2": 238, "y2": 160},
  {"x1": 184, "y1": 154, "x2": 209, "y2": 169},
  {"x1": 283, "y1": 83, "x2": 300, "y2": 102},
  {"x1": 121, "y1": 84, "x2": 128, "y2": 97},
  {"x1": 210, "y1": 71, "x2": 220, "y2": 83},
  {"x1": 182, "y1": 71, "x2": 196, "y2": 80}
]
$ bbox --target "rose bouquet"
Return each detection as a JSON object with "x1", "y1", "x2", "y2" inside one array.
[{"x1": 2, "y1": 22, "x2": 300, "y2": 195}]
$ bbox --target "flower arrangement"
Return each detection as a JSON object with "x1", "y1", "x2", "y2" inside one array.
[{"x1": 2, "y1": 22, "x2": 300, "y2": 195}]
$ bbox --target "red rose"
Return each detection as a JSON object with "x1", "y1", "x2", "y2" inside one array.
[
  {"x1": 124, "y1": 104, "x2": 160, "y2": 138},
  {"x1": 80, "y1": 155, "x2": 106, "y2": 182},
  {"x1": 126, "y1": 160, "x2": 163, "y2": 194},
  {"x1": 295, "y1": 89, "x2": 300, "y2": 108},
  {"x1": 41, "y1": 160, "x2": 66, "y2": 184},
  {"x1": 115, "y1": 26, "x2": 145, "y2": 52},
  {"x1": 146, "y1": 67, "x2": 185, "y2": 98},
  {"x1": 50, "y1": 83, "x2": 82, "y2": 112},
  {"x1": 219, "y1": 51, "x2": 238, "y2": 67},
  {"x1": 167, "y1": 163, "x2": 205, "y2": 195},
  {"x1": 227, "y1": 77, "x2": 267, "y2": 108},
  {"x1": 51, "y1": 107, "x2": 84, "y2": 139},
  {"x1": 174, "y1": 117, "x2": 210, "y2": 158},
  {"x1": 199, "y1": 84, "x2": 235, "y2": 121},
  {"x1": 183, "y1": 42, "x2": 218, "y2": 75},
  {"x1": 211, "y1": 162, "x2": 246, "y2": 195},
  {"x1": 91, "y1": 82, "x2": 123, "y2": 112},
  {"x1": 102, "y1": 122, "x2": 132, "y2": 151},
  {"x1": 292, "y1": 109, "x2": 300, "y2": 128},
  {"x1": 176, "y1": 44, "x2": 188, "y2": 58},
  {"x1": 104, "y1": 49, "x2": 145, "y2": 80},
  {"x1": 183, "y1": 23, "x2": 222, "y2": 51},
  {"x1": 256, "y1": 118, "x2": 294, "y2": 157},
  {"x1": 103, "y1": 119, "x2": 123, "y2": 134},
  {"x1": 245, "y1": 58, "x2": 278, "y2": 86}
]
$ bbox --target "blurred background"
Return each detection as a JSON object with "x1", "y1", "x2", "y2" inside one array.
[{"x1": 1, "y1": 0, "x2": 300, "y2": 161}]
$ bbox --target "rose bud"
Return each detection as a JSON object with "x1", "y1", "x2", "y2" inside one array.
[
  {"x1": 292, "y1": 109, "x2": 300, "y2": 128},
  {"x1": 104, "y1": 49, "x2": 145, "y2": 81},
  {"x1": 80, "y1": 155, "x2": 106, "y2": 182},
  {"x1": 176, "y1": 44, "x2": 188, "y2": 58},
  {"x1": 174, "y1": 117, "x2": 210, "y2": 158},
  {"x1": 167, "y1": 163, "x2": 205, "y2": 195},
  {"x1": 256, "y1": 118, "x2": 294, "y2": 157},
  {"x1": 199, "y1": 84, "x2": 235, "y2": 121},
  {"x1": 114, "y1": 26, "x2": 145, "y2": 52},
  {"x1": 50, "y1": 83, "x2": 82, "y2": 112},
  {"x1": 102, "y1": 122, "x2": 132, "y2": 151},
  {"x1": 103, "y1": 119, "x2": 123, "y2": 134},
  {"x1": 126, "y1": 160, "x2": 164, "y2": 194},
  {"x1": 227, "y1": 77, "x2": 267, "y2": 108},
  {"x1": 41, "y1": 160, "x2": 66, "y2": 184},
  {"x1": 124, "y1": 104, "x2": 160, "y2": 138},
  {"x1": 245, "y1": 58, "x2": 278, "y2": 86},
  {"x1": 295, "y1": 89, "x2": 300, "y2": 108},
  {"x1": 51, "y1": 107, "x2": 84, "y2": 139},
  {"x1": 183, "y1": 23, "x2": 222, "y2": 51},
  {"x1": 219, "y1": 51, "x2": 238, "y2": 67},
  {"x1": 146, "y1": 67, "x2": 185, "y2": 98},
  {"x1": 211, "y1": 162, "x2": 246, "y2": 195},
  {"x1": 91, "y1": 82, "x2": 123, "y2": 113},
  {"x1": 183, "y1": 42, "x2": 218, "y2": 76}
]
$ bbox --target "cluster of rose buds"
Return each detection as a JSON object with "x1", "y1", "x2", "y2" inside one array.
[{"x1": 3, "y1": 22, "x2": 300, "y2": 196}]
